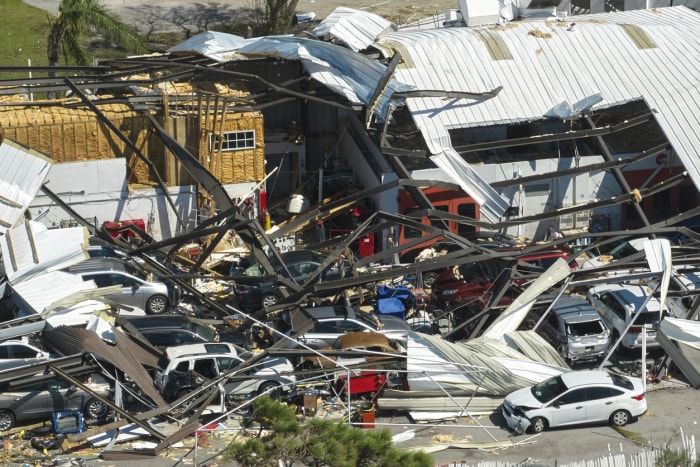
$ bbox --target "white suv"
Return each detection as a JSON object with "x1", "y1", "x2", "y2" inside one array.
[
  {"x1": 154, "y1": 342, "x2": 295, "y2": 401},
  {"x1": 586, "y1": 283, "x2": 668, "y2": 351}
]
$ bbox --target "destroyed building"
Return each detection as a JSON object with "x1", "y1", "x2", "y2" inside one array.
[{"x1": 1, "y1": 2, "x2": 700, "y2": 463}]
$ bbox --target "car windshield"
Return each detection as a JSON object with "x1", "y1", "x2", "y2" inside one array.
[
  {"x1": 192, "y1": 320, "x2": 218, "y2": 342},
  {"x1": 243, "y1": 264, "x2": 265, "y2": 277},
  {"x1": 231, "y1": 343, "x2": 253, "y2": 361},
  {"x1": 609, "y1": 241, "x2": 640, "y2": 260},
  {"x1": 355, "y1": 310, "x2": 381, "y2": 330},
  {"x1": 458, "y1": 262, "x2": 493, "y2": 282},
  {"x1": 123, "y1": 262, "x2": 148, "y2": 280},
  {"x1": 530, "y1": 375, "x2": 568, "y2": 403}
]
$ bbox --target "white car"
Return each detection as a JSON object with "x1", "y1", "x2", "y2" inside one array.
[
  {"x1": 587, "y1": 283, "x2": 669, "y2": 351},
  {"x1": 502, "y1": 370, "x2": 647, "y2": 434},
  {"x1": 646, "y1": 267, "x2": 700, "y2": 319},
  {"x1": 154, "y1": 342, "x2": 295, "y2": 401}
]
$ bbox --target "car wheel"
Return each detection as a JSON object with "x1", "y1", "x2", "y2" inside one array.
[
  {"x1": 422, "y1": 271, "x2": 439, "y2": 289},
  {"x1": 146, "y1": 294, "x2": 169, "y2": 314},
  {"x1": 261, "y1": 294, "x2": 278, "y2": 309},
  {"x1": 257, "y1": 381, "x2": 281, "y2": 398},
  {"x1": 528, "y1": 416, "x2": 547, "y2": 434},
  {"x1": 610, "y1": 409, "x2": 631, "y2": 426},
  {"x1": 84, "y1": 398, "x2": 109, "y2": 420},
  {"x1": 0, "y1": 410, "x2": 15, "y2": 431}
]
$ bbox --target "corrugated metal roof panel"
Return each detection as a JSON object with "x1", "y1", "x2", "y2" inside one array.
[
  {"x1": 0, "y1": 139, "x2": 52, "y2": 234},
  {"x1": 1, "y1": 220, "x2": 88, "y2": 284},
  {"x1": 375, "y1": 7, "x2": 700, "y2": 191},
  {"x1": 237, "y1": 36, "x2": 413, "y2": 117},
  {"x1": 12, "y1": 271, "x2": 97, "y2": 316},
  {"x1": 312, "y1": 7, "x2": 393, "y2": 52},
  {"x1": 167, "y1": 30, "x2": 249, "y2": 62}
]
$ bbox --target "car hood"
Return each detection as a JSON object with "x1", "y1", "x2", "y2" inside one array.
[
  {"x1": 377, "y1": 315, "x2": 411, "y2": 332},
  {"x1": 505, "y1": 386, "x2": 543, "y2": 409}
]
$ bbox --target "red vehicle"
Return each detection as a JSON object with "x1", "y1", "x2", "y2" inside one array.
[{"x1": 433, "y1": 246, "x2": 574, "y2": 311}]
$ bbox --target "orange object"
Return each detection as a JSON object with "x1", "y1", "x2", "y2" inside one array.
[{"x1": 361, "y1": 410, "x2": 375, "y2": 429}]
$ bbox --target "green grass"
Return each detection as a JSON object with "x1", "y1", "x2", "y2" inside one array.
[
  {"x1": 0, "y1": 0, "x2": 52, "y2": 69},
  {"x1": 0, "y1": 0, "x2": 185, "y2": 80},
  {"x1": 612, "y1": 425, "x2": 650, "y2": 447}
]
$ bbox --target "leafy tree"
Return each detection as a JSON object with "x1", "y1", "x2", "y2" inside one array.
[
  {"x1": 46, "y1": 0, "x2": 146, "y2": 68},
  {"x1": 224, "y1": 396, "x2": 433, "y2": 467}
]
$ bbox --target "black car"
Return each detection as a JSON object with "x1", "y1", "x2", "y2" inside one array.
[
  {"x1": 274, "y1": 305, "x2": 411, "y2": 350},
  {"x1": 118, "y1": 315, "x2": 220, "y2": 348},
  {"x1": 233, "y1": 250, "x2": 348, "y2": 311}
]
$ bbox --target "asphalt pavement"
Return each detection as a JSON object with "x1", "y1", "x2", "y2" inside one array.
[{"x1": 41, "y1": 368, "x2": 694, "y2": 467}]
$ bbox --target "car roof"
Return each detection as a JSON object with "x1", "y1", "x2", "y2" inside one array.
[
  {"x1": 560, "y1": 370, "x2": 615, "y2": 387},
  {"x1": 301, "y1": 306, "x2": 357, "y2": 320},
  {"x1": 551, "y1": 296, "x2": 603, "y2": 323},
  {"x1": 280, "y1": 249, "x2": 317, "y2": 262},
  {"x1": 590, "y1": 283, "x2": 662, "y2": 312},
  {"x1": 121, "y1": 315, "x2": 199, "y2": 329},
  {"x1": 65, "y1": 257, "x2": 128, "y2": 273},
  {"x1": 283, "y1": 306, "x2": 359, "y2": 332}
]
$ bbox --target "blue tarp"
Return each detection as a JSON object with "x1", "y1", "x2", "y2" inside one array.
[
  {"x1": 376, "y1": 297, "x2": 405, "y2": 319},
  {"x1": 377, "y1": 285, "x2": 411, "y2": 300}
]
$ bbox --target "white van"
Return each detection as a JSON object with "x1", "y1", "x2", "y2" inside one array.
[{"x1": 154, "y1": 342, "x2": 295, "y2": 401}]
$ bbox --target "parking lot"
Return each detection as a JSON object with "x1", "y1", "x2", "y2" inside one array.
[{"x1": 73, "y1": 373, "x2": 696, "y2": 467}]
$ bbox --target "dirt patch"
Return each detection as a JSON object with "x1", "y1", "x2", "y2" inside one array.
[{"x1": 100, "y1": 0, "x2": 459, "y2": 36}]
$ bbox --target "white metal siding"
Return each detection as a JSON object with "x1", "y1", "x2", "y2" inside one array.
[{"x1": 375, "y1": 7, "x2": 700, "y2": 192}]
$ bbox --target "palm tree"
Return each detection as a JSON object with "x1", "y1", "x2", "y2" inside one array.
[{"x1": 47, "y1": 0, "x2": 146, "y2": 69}]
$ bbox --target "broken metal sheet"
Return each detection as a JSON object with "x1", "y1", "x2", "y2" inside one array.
[
  {"x1": 405, "y1": 333, "x2": 567, "y2": 396},
  {"x1": 1, "y1": 220, "x2": 88, "y2": 284},
  {"x1": 483, "y1": 257, "x2": 572, "y2": 341},
  {"x1": 88, "y1": 424, "x2": 155, "y2": 447},
  {"x1": 167, "y1": 30, "x2": 249, "y2": 62},
  {"x1": 501, "y1": 330, "x2": 570, "y2": 368},
  {"x1": 657, "y1": 317, "x2": 700, "y2": 388},
  {"x1": 642, "y1": 238, "x2": 672, "y2": 320},
  {"x1": 0, "y1": 321, "x2": 47, "y2": 342},
  {"x1": 377, "y1": 391, "x2": 504, "y2": 413},
  {"x1": 544, "y1": 94, "x2": 604, "y2": 119},
  {"x1": 430, "y1": 150, "x2": 509, "y2": 224},
  {"x1": 236, "y1": 35, "x2": 413, "y2": 121},
  {"x1": 0, "y1": 139, "x2": 52, "y2": 235},
  {"x1": 375, "y1": 7, "x2": 700, "y2": 199},
  {"x1": 312, "y1": 7, "x2": 393, "y2": 52},
  {"x1": 43, "y1": 326, "x2": 166, "y2": 406},
  {"x1": 11, "y1": 271, "x2": 101, "y2": 317}
]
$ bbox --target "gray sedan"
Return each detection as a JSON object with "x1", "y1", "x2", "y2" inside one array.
[{"x1": 0, "y1": 374, "x2": 112, "y2": 430}]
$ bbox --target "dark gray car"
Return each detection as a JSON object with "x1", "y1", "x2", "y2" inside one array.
[
  {"x1": 276, "y1": 305, "x2": 411, "y2": 350},
  {"x1": 0, "y1": 374, "x2": 112, "y2": 430},
  {"x1": 118, "y1": 315, "x2": 220, "y2": 348}
]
